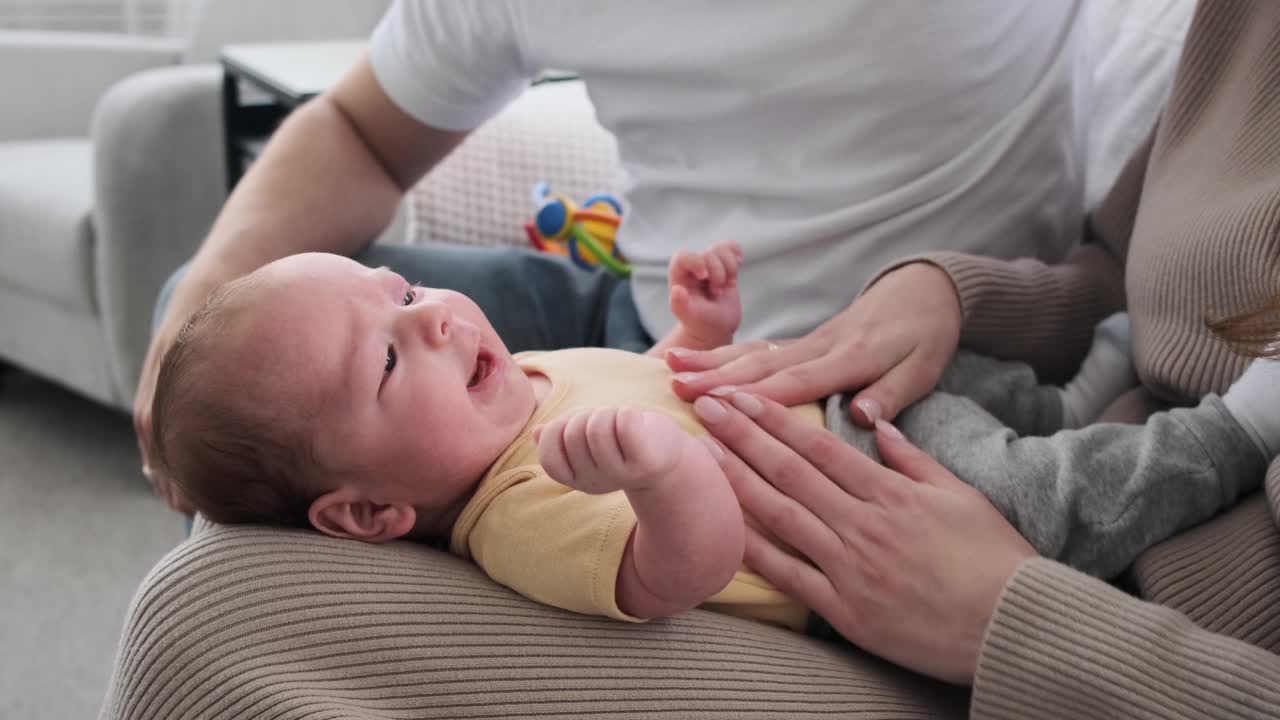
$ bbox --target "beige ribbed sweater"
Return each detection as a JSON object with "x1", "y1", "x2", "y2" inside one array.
[
  {"x1": 929, "y1": 0, "x2": 1278, "y2": 399},
  {"x1": 924, "y1": 0, "x2": 1280, "y2": 716},
  {"x1": 100, "y1": 1, "x2": 1280, "y2": 718}
]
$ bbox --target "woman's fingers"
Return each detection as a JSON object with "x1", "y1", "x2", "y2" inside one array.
[
  {"x1": 847, "y1": 347, "x2": 949, "y2": 426},
  {"x1": 730, "y1": 352, "x2": 880, "y2": 410},
  {"x1": 707, "y1": 424, "x2": 847, "y2": 570},
  {"x1": 695, "y1": 392, "x2": 892, "y2": 515},
  {"x1": 706, "y1": 391, "x2": 906, "y2": 504},
  {"x1": 666, "y1": 338, "x2": 785, "y2": 372},
  {"x1": 670, "y1": 339, "x2": 812, "y2": 400},
  {"x1": 874, "y1": 420, "x2": 966, "y2": 490},
  {"x1": 742, "y1": 527, "x2": 845, "y2": 622}
]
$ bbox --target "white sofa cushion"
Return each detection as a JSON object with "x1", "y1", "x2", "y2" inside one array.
[{"x1": 0, "y1": 139, "x2": 96, "y2": 313}]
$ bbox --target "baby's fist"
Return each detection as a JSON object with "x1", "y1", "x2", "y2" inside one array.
[
  {"x1": 669, "y1": 241, "x2": 743, "y2": 345},
  {"x1": 535, "y1": 407, "x2": 692, "y2": 494}
]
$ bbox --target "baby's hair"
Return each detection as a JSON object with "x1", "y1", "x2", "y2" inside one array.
[
  {"x1": 152, "y1": 275, "x2": 317, "y2": 529},
  {"x1": 1209, "y1": 292, "x2": 1280, "y2": 359}
]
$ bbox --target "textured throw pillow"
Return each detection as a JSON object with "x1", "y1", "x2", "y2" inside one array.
[{"x1": 405, "y1": 80, "x2": 623, "y2": 249}]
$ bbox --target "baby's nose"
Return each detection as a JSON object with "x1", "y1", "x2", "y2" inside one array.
[{"x1": 415, "y1": 300, "x2": 452, "y2": 345}]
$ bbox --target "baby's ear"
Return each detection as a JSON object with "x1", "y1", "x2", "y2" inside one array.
[{"x1": 309, "y1": 488, "x2": 416, "y2": 544}]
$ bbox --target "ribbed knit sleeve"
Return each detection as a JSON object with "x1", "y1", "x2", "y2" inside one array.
[
  {"x1": 100, "y1": 524, "x2": 970, "y2": 720},
  {"x1": 863, "y1": 126, "x2": 1153, "y2": 383},
  {"x1": 1131, "y1": 463, "x2": 1280, "y2": 652},
  {"x1": 972, "y1": 556, "x2": 1280, "y2": 720},
  {"x1": 973, "y1": 461, "x2": 1280, "y2": 720},
  {"x1": 947, "y1": 124, "x2": 1155, "y2": 381}
]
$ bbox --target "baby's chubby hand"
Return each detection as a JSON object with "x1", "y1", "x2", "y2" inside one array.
[
  {"x1": 534, "y1": 407, "x2": 699, "y2": 494},
  {"x1": 668, "y1": 241, "x2": 743, "y2": 346}
]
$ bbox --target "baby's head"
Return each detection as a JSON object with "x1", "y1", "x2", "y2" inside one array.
[{"x1": 153, "y1": 252, "x2": 536, "y2": 542}]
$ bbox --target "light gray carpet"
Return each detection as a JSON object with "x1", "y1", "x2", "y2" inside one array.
[{"x1": 0, "y1": 367, "x2": 187, "y2": 720}]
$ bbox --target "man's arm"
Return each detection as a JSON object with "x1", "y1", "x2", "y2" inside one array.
[{"x1": 168, "y1": 52, "x2": 468, "y2": 323}]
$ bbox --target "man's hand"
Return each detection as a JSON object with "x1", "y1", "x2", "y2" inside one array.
[
  {"x1": 134, "y1": 309, "x2": 194, "y2": 514},
  {"x1": 667, "y1": 241, "x2": 743, "y2": 348},
  {"x1": 534, "y1": 407, "x2": 696, "y2": 494}
]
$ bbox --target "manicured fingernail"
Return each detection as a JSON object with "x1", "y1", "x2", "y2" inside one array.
[
  {"x1": 693, "y1": 395, "x2": 727, "y2": 423},
  {"x1": 675, "y1": 372, "x2": 701, "y2": 385},
  {"x1": 699, "y1": 435, "x2": 725, "y2": 462},
  {"x1": 668, "y1": 348, "x2": 694, "y2": 359},
  {"x1": 875, "y1": 418, "x2": 904, "y2": 440},
  {"x1": 708, "y1": 385, "x2": 737, "y2": 397},
  {"x1": 855, "y1": 398, "x2": 882, "y2": 423},
  {"x1": 730, "y1": 392, "x2": 763, "y2": 417}
]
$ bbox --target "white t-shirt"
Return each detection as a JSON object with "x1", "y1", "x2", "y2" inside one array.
[{"x1": 371, "y1": 0, "x2": 1088, "y2": 341}]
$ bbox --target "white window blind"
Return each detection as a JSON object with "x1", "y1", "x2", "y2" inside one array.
[{"x1": 0, "y1": 0, "x2": 171, "y2": 35}]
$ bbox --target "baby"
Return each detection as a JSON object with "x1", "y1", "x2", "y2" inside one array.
[
  {"x1": 154, "y1": 244, "x2": 1277, "y2": 632},
  {"x1": 155, "y1": 242, "x2": 791, "y2": 624}
]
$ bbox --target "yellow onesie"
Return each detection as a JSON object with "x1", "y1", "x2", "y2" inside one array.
[{"x1": 448, "y1": 348, "x2": 824, "y2": 631}]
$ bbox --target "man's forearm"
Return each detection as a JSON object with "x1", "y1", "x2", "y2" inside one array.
[
  {"x1": 615, "y1": 442, "x2": 744, "y2": 618},
  {"x1": 165, "y1": 53, "x2": 469, "y2": 330},
  {"x1": 182, "y1": 98, "x2": 404, "y2": 295}
]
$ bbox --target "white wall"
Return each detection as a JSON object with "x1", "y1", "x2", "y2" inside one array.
[{"x1": 0, "y1": 0, "x2": 170, "y2": 34}]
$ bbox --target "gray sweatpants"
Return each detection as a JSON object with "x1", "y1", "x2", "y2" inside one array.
[{"x1": 828, "y1": 351, "x2": 1270, "y2": 579}]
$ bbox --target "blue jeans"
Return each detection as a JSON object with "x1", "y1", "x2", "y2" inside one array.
[
  {"x1": 155, "y1": 243, "x2": 653, "y2": 353},
  {"x1": 155, "y1": 243, "x2": 654, "y2": 535}
]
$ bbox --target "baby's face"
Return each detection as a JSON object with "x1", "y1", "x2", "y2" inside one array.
[{"x1": 241, "y1": 253, "x2": 535, "y2": 516}]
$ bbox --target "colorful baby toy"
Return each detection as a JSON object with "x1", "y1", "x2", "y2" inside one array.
[{"x1": 524, "y1": 182, "x2": 631, "y2": 277}]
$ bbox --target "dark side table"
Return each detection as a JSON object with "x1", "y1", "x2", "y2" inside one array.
[{"x1": 220, "y1": 41, "x2": 365, "y2": 191}]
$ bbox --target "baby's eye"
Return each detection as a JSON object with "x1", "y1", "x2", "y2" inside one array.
[
  {"x1": 385, "y1": 346, "x2": 397, "y2": 374},
  {"x1": 402, "y1": 288, "x2": 415, "y2": 306}
]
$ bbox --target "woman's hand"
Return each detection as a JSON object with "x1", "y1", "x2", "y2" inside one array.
[
  {"x1": 669, "y1": 262, "x2": 963, "y2": 426},
  {"x1": 692, "y1": 390, "x2": 1034, "y2": 684}
]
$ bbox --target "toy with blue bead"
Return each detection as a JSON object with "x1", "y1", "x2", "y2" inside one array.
[{"x1": 524, "y1": 181, "x2": 630, "y2": 277}]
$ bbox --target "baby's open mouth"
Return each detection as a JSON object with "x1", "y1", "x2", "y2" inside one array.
[{"x1": 468, "y1": 350, "x2": 493, "y2": 389}]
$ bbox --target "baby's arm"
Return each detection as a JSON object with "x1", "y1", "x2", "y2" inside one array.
[
  {"x1": 534, "y1": 407, "x2": 743, "y2": 619},
  {"x1": 647, "y1": 241, "x2": 743, "y2": 356},
  {"x1": 856, "y1": 370, "x2": 1273, "y2": 579}
]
